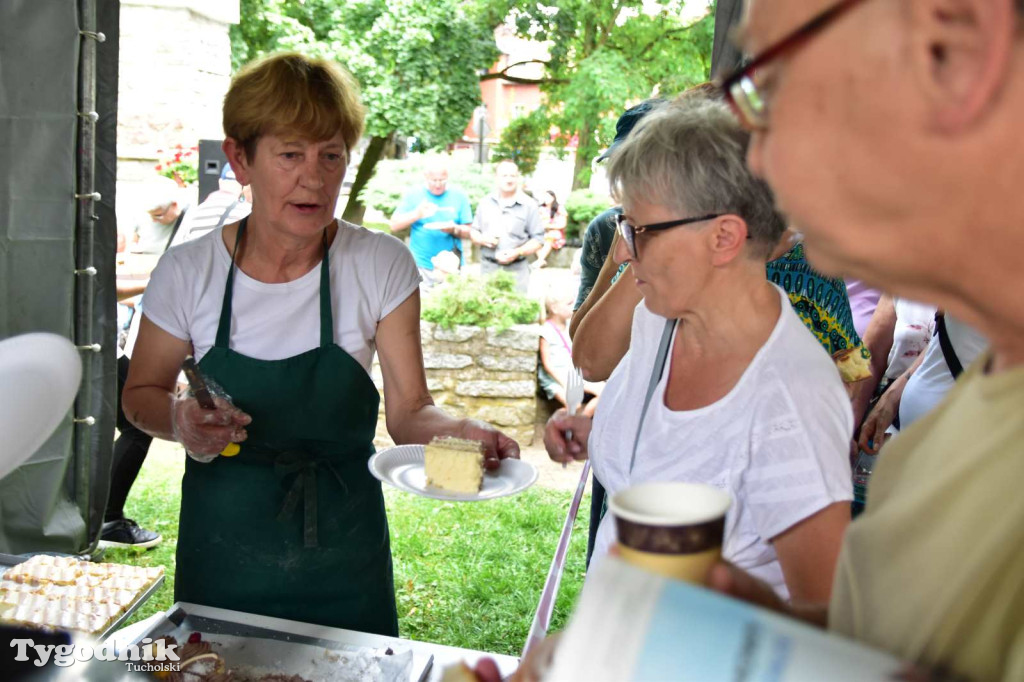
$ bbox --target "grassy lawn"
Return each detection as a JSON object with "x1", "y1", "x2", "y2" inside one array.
[{"x1": 106, "y1": 445, "x2": 588, "y2": 656}]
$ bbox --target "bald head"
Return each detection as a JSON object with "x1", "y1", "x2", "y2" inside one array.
[{"x1": 423, "y1": 156, "x2": 450, "y2": 196}]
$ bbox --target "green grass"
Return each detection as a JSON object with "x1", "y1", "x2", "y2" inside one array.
[{"x1": 108, "y1": 446, "x2": 588, "y2": 656}]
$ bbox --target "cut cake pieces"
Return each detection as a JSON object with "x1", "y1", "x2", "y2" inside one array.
[
  {"x1": 0, "y1": 554, "x2": 164, "y2": 635},
  {"x1": 425, "y1": 437, "x2": 485, "y2": 494}
]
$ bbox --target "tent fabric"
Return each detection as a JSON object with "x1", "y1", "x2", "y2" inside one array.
[
  {"x1": 712, "y1": 0, "x2": 745, "y2": 80},
  {"x1": 0, "y1": 0, "x2": 118, "y2": 554}
]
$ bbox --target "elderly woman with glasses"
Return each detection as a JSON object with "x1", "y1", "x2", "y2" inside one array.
[{"x1": 545, "y1": 97, "x2": 853, "y2": 602}]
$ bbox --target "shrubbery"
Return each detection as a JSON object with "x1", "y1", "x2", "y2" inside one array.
[
  {"x1": 564, "y1": 190, "x2": 614, "y2": 242},
  {"x1": 490, "y1": 110, "x2": 549, "y2": 177},
  {"x1": 422, "y1": 271, "x2": 541, "y2": 331}
]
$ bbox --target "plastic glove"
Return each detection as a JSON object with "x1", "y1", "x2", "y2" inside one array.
[{"x1": 171, "y1": 394, "x2": 250, "y2": 463}]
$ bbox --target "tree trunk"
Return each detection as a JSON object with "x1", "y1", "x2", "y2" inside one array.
[
  {"x1": 342, "y1": 132, "x2": 393, "y2": 224},
  {"x1": 571, "y1": 121, "x2": 594, "y2": 191}
]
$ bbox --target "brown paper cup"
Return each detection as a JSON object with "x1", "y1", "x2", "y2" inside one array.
[{"x1": 610, "y1": 482, "x2": 731, "y2": 584}]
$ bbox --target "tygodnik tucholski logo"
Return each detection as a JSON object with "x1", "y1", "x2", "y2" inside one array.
[{"x1": 10, "y1": 637, "x2": 180, "y2": 672}]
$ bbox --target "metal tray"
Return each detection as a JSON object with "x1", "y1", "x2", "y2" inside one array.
[
  {"x1": 0, "y1": 551, "x2": 165, "y2": 641},
  {"x1": 131, "y1": 602, "x2": 433, "y2": 682}
]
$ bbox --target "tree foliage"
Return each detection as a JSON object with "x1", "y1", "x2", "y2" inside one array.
[
  {"x1": 489, "y1": 109, "x2": 549, "y2": 176},
  {"x1": 230, "y1": 0, "x2": 503, "y2": 220},
  {"x1": 510, "y1": 0, "x2": 715, "y2": 189}
]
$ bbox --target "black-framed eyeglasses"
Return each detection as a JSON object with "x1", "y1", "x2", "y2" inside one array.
[
  {"x1": 719, "y1": 0, "x2": 868, "y2": 131},
  {"x1": 615, "y1": 213, "x2": 723, "y2": 260}
]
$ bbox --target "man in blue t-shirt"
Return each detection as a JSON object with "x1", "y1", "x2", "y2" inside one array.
[{"x1": 389, "y1": 158, "x2": 473, "y2": 279}]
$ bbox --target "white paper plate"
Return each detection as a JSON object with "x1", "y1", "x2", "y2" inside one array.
[
  {"x1": 0, "y1": 333, "x2": 82, "y2": 481},
  {"x1": 369, "y1": 444, "x2": 537, "y2": 501}
]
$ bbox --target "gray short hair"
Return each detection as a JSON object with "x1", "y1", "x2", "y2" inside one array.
[{"x1": 606, "y1": 97, "x2": 785, "y2": 259}]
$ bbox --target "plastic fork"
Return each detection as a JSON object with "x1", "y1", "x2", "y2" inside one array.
[{"x1": 564, "y1": 367, "x2": 584, "y2": 469}]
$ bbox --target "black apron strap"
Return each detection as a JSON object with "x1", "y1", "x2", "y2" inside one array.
[
  {"x1": 214, "y1": 216, "x2": 247, "y2": 348},
  {"x1": 319, "y1": 229, "x2": 333, "y2": 348},
  {"x1": 163, "y1": 209, "x2": 188, "y2": 253},
  {"x1": 935, "y1": 312, "x2": 964, "y2": 380},
  {"x1": 628, "y1": 318, "x2": 678, "y2": 474}
]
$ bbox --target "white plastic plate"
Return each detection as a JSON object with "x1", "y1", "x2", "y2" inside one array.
[{"x1": 369, "y1": 444, "x2": 537, "y2": 501}]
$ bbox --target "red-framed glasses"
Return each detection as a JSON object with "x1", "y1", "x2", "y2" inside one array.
[{"x1": 719, "y1": 0, "x2": 868, "y2": 131}]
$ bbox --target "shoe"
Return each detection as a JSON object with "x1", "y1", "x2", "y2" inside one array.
[{"x1": 99, "y1": 518, "x2": 162, "y2": 550}]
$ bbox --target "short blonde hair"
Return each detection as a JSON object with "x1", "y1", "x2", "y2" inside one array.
[{"x1": 223, "y1": 52, "x2": 365, "y2": 160}]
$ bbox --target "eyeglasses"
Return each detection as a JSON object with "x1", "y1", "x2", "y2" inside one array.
[
  {"x1": 719, "y1": 0, "x2": 868, "y2": 131},
  {"x1": 615, "y1": 213, "x2": 723, "y2": 260},
  {"x1": 148, "y1": 205, "x2": 173, "y2": 223}
]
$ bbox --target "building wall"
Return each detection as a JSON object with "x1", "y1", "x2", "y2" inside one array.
[
  {"x1": 117, "y1": 0, "x2": 237, "y2": 191},
  {"x1": 461, "y1": 26, "x2": 546, "y2": 147}
]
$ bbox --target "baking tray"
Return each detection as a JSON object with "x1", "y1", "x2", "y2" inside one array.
[
  {"x1": 0, "y1": 551, "x2": 165, "y2": 641},
  {"x1": 132, "y1": 602, "x2": 433, "y2": 682}
]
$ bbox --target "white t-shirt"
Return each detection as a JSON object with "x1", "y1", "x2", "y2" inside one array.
[
  {"x1": 588, "y1": 286, "x2": 854, "y2": 599},
  {"x1": 539, "y1": 321, "x2": 573, "y2": 383},
  {"x1": 884, "y1": 298, "x2": 935, "y2": 381},
  {"x1": 142, "y1": 221, "x2": 421, "y2": 373},
  {"x1": 897, "y1": 314, "x2": 987, "y2": 429}
]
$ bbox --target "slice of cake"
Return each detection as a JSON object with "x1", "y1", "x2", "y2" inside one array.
[
  {"x1": 439, "y1": 661, "x2": 478, "y2": 682},
  {"x1": 425, "y1": 437, "x2": 485, "y2": 494}
]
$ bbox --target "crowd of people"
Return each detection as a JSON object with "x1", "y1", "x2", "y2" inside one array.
[
  {"x1": 117, "y1": 0, "x2": 1024, "y2": 675},
  {"x1": 389, "y1": 155, "x2": 570, "y2": 294}
]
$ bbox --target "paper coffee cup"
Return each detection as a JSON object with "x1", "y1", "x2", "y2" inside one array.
[{"x1": 609, "y1": 482, "x2": 731, "y2": 584}]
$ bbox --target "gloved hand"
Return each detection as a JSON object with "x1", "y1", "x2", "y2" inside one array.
[{"x1": 171, "y1": 394, "x2": 250, "y2": 462}]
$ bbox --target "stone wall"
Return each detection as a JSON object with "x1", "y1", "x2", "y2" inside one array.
[
  {"x1": 373, "y1": 322, "x2": 541, "y2": 448},
  {"x1": 117, "y1": 1, "x2": 237, "y2": 184}
]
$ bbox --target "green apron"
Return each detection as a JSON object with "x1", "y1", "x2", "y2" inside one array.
[{"x1": 175, "y1": 218, "x2": 398, "y2": 636}]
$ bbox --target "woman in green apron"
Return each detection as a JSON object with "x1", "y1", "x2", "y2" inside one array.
[{"x1": 122, "y1": 52, "x2": 519, "y2": 635}]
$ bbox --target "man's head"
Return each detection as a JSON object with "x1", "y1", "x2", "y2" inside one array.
[
  {"x1": 597, "y1": 99, "x2": 666, "y2": 163},
  {"x1": 733, "y1": 0, "x2": 1024, "y2": 334},
  {"x1": 144, "y1": 177, "x2": 183, "y2": 225},
  {"x1": 423, "y1": 156, "x2": 450, "y2": 197},
  {"x1": 495, "y1": 160, "x2": 521, "y2": 197}
]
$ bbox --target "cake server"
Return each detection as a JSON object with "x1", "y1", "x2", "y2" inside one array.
[{"x1": 181, "y1": 356, "x2": 240, "y2": 457}]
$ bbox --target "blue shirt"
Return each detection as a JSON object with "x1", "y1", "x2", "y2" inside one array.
[{"x1": 397, "y1": 186, "x2": 473, "y2": 270}]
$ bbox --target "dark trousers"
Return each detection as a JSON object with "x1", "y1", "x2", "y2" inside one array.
[
  {"x1": 107, "y1": 354, "x2": 152, "y2": 521},
  {"x1": 585, "y1": 476, "x2": 606, "y2": 569}
]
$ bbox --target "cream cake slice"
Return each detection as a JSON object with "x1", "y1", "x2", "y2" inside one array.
[{"x1": 425, "y1": 437, "x2": 485, "y2": 494}]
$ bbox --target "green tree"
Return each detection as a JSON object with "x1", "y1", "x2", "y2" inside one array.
[
  {"x1": 507, "y1": 0, "x2": 715, "y2": 189},
  {"x1": 230, "y1": 0, "x2": 503, "y2": 222},
  {"x1": 489, "y1": 108, "x2": 549, "y2": 176}
]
